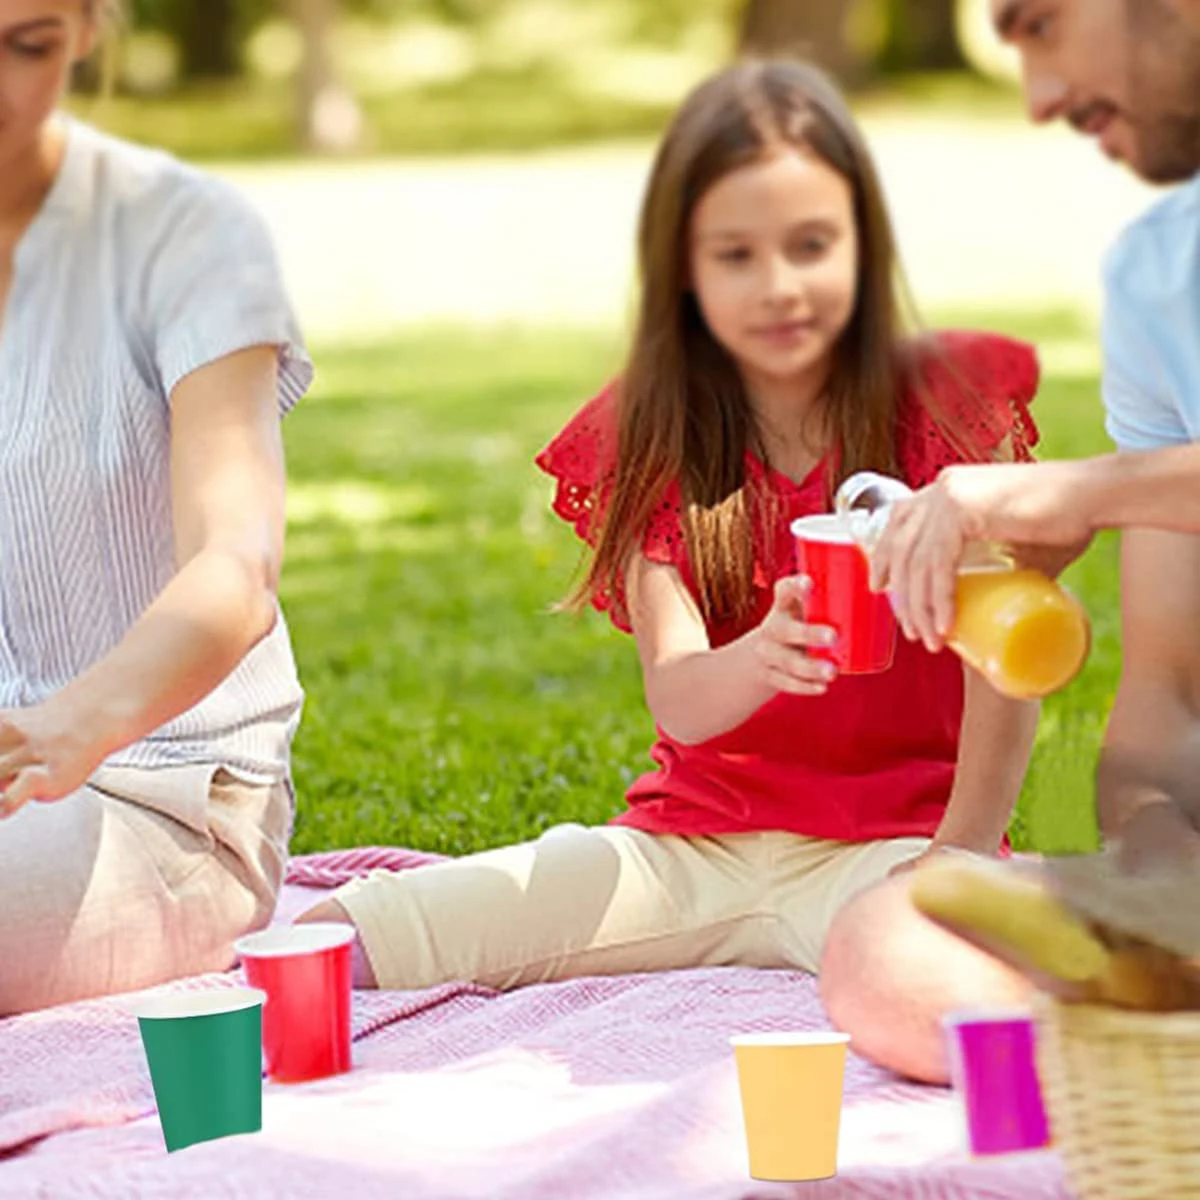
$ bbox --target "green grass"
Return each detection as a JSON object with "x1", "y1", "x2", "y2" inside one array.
[{"x1": 283, "y1": 315, "x2": 1113, "y2": 858}]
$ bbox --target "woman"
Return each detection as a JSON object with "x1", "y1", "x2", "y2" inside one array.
[{"x1": 0, "y1": 0, "x2": 311, "y2": 1012}]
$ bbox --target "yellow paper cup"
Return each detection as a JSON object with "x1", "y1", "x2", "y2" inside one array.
[{"x1": 730, "y1": 1031, "x2": 851, "y2": 1182}]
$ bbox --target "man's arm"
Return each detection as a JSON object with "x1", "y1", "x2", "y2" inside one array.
[
  {"x1": 872, "y1": 239, "x2": 1195, "y2": 650},
  {"x1": 1085, "y1": 443, "x2": 1200, "y2": 530},
  {"x1": 1098, "y1": 527, "x2": 1200, "y2": 863},
  {"x1": 870, "y1": 448, "x2": 1200, "y2": 651}
]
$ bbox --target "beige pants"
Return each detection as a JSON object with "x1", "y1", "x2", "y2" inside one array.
[
  {"x1": 333, "y1": 824, "x2": 930, "y2": 991},
  {"x1": 0, "y1": 763, "x2": 290, "y2": 1015}
]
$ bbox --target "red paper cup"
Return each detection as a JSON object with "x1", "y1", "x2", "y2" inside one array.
[
  {"x1": 791, "y1": 514, "x2": 896, "y2": 675},
  {"x1": 234, "y1": 923, "x2": 356, "y2": 1084},
  {"x1": 943, "y1": 1009, "x2": 1050, "y2": 1157}
]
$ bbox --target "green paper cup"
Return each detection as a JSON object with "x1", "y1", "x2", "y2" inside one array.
[{"x1": 132, "y1": 987, "x2": 266, "y2": 1153}]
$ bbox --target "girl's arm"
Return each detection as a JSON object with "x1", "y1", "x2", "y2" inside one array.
[
  {"x1": 0, "y1": 345, "x2": 286, "y2": 815},
  {"x1": 927, "y1": 666, "x2": 1040, "y2": 855},
  {"x1": 627, "y1": 554, "x2": 836, "y2": 745}
]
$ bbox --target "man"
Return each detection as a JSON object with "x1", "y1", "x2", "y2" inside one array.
[
  {"x1": 817, "y1": 0, "x2": 1200, "y2": 1082},
  {"x1": 870, "y1": 0, "x2": 1200, "y2": 850}
]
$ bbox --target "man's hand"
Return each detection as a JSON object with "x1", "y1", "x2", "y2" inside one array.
[{"x1": 869, "y1": 460, "x2": 1096, "y2": 651}]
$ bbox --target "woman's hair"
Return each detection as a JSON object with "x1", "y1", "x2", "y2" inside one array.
[{"x1": 570, "y1": 58, "x2": 978, "y2": 627}]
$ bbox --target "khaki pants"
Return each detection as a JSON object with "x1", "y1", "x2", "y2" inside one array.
[
  {"x1": 0, "y1": 763, "x2": 290, "y2": 1015},
  {"x1": 333, "y1": 824, "x2": 930, "y2": 991}
]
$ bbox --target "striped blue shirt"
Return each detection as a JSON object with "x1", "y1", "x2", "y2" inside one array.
[{"x1": 2, "y1": 119, "x2": 311, "y2": 784}]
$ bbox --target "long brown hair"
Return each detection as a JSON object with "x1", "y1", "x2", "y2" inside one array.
[{"x1": 570, "y1": 59, "x2": 977, "y2": 627}]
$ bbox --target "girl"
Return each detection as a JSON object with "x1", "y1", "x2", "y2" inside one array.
[
  {"x1": 0, "y1": 0, "x2": 310, "y2": 1012},
  {"x1": 301, "y1": 59, "x2": 1036, "y2": 1080}
]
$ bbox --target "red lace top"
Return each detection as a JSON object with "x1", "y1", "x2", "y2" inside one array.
[{"x1": 535, "y1": 331, "x2": 1040, "y2": 842}]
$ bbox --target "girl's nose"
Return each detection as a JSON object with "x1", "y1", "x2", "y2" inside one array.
[{"x1": 764, "y1": 255, "x2": 803, "y2": 304}]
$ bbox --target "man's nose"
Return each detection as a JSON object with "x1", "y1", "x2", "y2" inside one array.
[{"x1": 1022, "y1": 62, "x2": 1071, "y2": 124}]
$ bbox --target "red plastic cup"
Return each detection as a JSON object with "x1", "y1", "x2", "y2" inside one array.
[
  {"x1": 943, "y1": 1009, "x2": 1051, "y2": 1157},
  {"x1": 234, "y1": 923, "x2": 356, "y2": 1084},
  {"x1": 791, "y1": 514, "x2": 896, "y2": 674}
]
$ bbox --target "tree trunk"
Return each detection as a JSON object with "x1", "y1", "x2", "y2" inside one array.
[
  {"x1": 179, "y1": 0, "x2": 241, "y2": 80},
  {"x1": 290, "y1": 0, "x2": 362, "y2": 154},
  {"x1": 885, "y1": 0, "x2": 965, "y2": 71},
  {"x1": 737, "y1": 0, "x2": 870, "y2": 88}
]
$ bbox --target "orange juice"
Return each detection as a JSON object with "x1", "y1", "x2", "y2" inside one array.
[{"x1": 950, "y1": 566, "x2": 1091, "y2": 700}]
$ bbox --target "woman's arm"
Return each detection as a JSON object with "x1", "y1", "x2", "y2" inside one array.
[
  {"x1": 930, "y1": 666, "x2": 1040, "y2": 855},
  {"x1": 627, "y1": 555, "x2": 836, "y2": 745},
  {"x1": 0, "y1": 345, "x2": 286, "y2": 814}
]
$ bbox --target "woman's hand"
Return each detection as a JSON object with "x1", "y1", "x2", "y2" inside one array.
[
  {"x1": 0, "y1": 697, "x2": 107, "y2": 818},
  {"x1": 751, "y1": 575, "x2": 840, "y2": 697}
]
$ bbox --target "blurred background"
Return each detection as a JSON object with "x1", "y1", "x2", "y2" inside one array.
[
  {"x1": 75, "y1": 0, "x2": 1155, "y2": 338},
  {"x1": 72, "y1": 0, "x2": 1161, "y2": 856}
]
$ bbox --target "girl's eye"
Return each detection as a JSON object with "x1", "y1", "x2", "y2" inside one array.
[
  {"x1": 794, "y1": 237, "x2": 831, "y2": 259},
  {"x1": 716, "y1": 248, "x2": 751, "y2": 264}
]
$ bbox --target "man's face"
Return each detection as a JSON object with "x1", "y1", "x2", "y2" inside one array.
[{"x1": 992, "y1": 0, "x2": 1200, "y2": 184}]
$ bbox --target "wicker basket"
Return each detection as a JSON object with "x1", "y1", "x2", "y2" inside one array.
[{"x1": 1034, "y1": 994, "x2": 1200, "y2": 1199}]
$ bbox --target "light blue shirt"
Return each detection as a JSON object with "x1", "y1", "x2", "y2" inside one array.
[
  {"x1": 1102, "y1": 176, "x2": 1200, "y2": 450},
  {"x1": 2, "y1": 119, "x2": 312, "y2": 784}
]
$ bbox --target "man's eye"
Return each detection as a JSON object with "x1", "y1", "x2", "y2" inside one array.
[{"x1": 1025, "y1": 14, "x2": 1056, "y2": 41}]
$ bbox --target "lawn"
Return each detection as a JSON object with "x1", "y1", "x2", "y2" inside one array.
[
  {"x1": 283, "y1": 314, "x2": 1115, "y2": 859},
  {"x1": 72, "y1": 69, "x2": 1021, "y2": 163}
]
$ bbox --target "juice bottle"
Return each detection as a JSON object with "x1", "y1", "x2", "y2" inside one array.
[{"x1": 833, "y1": 472, "x2": 1091, "y2": 700}]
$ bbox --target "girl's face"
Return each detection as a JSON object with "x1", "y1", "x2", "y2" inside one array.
[
  {"x1": 0, "y1": 1, "x2": 95, "y2": 180},
  {"x1": 688, "y1": 147, "x2": 859, "y2": 402}
]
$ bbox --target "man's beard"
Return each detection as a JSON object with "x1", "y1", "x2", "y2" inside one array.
[{"x1": 1127, "y1": 0, "x2": 1200, "y2": 183}]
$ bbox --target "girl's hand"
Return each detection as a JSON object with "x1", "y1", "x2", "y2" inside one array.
[
  {"x1": 0, "y1": 698, "x2": 106, "y2": 819},
  {"x1": 890, "y1": 842, "x2": 994, "y2": 879},
  {"x1": 752, "y1": 575, "x2": 839, "y2": 697}
]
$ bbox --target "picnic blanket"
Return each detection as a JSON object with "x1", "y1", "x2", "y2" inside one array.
[{"x1": 0, "y1": 848, "x2": 1071, "y2": 1198}]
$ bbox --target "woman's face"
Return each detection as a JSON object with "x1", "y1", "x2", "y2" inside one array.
[
  {"x1": 0, "y1": 1, "x2": 95, "y2": 179},
  {"x1": 688, "y1": 147, "x2": 859, "y2": 402}
]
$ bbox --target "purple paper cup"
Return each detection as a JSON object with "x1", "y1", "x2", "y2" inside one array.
[{"x1": 943, "y1": 1009, "x2": 1050, "y2": 1156}]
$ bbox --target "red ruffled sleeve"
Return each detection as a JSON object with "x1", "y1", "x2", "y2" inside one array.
[
  {"x1": 534, "y1": 382, "x2": 688, "y2": 633},
  {"x1": 898, "y1": 330, "x2": 1041, "y2": 488}
]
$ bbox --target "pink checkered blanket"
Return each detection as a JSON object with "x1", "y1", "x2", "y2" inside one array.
[{"x1": 0, "y1": 848, "x2": 1069, "y2": 1198}]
